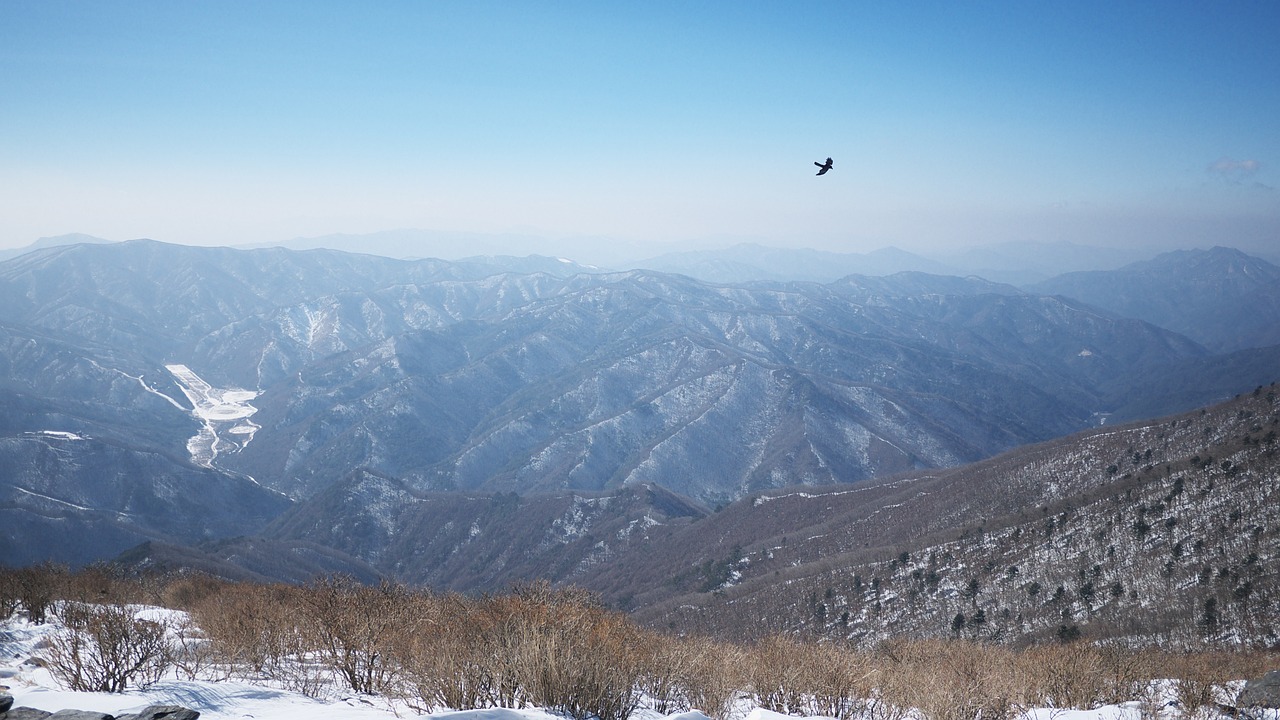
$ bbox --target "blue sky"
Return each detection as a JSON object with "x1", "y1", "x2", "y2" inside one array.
[{"x1": 1, "y1": 1, "x2": 1277, "y2": 259}]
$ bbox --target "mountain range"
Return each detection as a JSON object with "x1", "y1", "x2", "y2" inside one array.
[
  {"x1": 2, "y1": 239, "x2": 1278, "y2": 644},
  {"x1": 123, "y1": 371, "x2": 1280, "y2": 647}
]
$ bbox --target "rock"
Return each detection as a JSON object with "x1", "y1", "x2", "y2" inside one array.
[
  {"x1": 115, "y1": 706, "x2": 200, "y2": 720},
  {"x1": 1, "y1": 690, "x2": 14, "y2": 714},
  {"x1": 1238, "y1": 669, "x2": 1280, "y2": 710},
  {"x1": 5, "y1": 708, "x2": 54, "y2": 720},
  {"x1": 0, "y1": 703, "x2": 201, "y2": 720}
]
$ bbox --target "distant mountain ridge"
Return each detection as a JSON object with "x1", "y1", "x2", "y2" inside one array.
[
  {"x1": 626, "y1": 240, "x2": 1160, "y2": 286},
  {"x1": 235, "y1": 230, "x2": 1167, "y2": 284},
  {"x1": 3, "y1": 231, "x2": 1194, "y2": 285},
  {"x1": 1029, "y1": 246, "x2": 1280, "y2": 352},
  {"x1": 624, "y1": 243, "x2": 955, "y2": 283},
  {"x1": 0, "y1": 233, "x2": 115, "y2": 262},
  {"x1": 938, "y1": 240, "x2": 1153, "y2": 285}
]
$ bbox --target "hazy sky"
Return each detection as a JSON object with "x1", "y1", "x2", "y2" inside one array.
[{"x1": 2, "y1": 1, "x2": 1277, "y2": 259}]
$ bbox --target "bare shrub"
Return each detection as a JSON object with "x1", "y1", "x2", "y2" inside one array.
[
  {"x1": 387, "y1": 592, "x2": 500, "y2": 712},
  {"x1": 1133, "y1": 676, "x2": 1169, "y2": 720},
  {"x1": 501, "y1": 583, "x2": 648, "y2": 720},
  {"x1": 186, "y1": 581, "x2": 327, "y2": 695},
  {"x1": 10, "y1": 562, "x2": 67, "y2": 623},
  {"x1": 641, "y1": 634, "x2": 745, "y2": 719},
  {"x1": 1095, "y1": 645, "x2": 1148, "y2": 705},
  {"x1": 1164, "y1": 652, "x2": 1238, "y2": 720},
  {"x1": 638, "y1": 633, "x2": 690, "y2": 714},
  {"x1": 746, "y1": 634, "x2": 876, "y2": 719},
  {"x1": 389, "y1": 582, "x2": 650, "y2": 720},
  {"x1": 1020, "y1": 642, "x2": 1112, "y2": 709},
  {"x1": 45, "y1": 602, "x2": 173, "y2": 692},
  {"x1": 1002, "y1": 643, "x2": 1146, "y2": 714},
  {"x1": 170, "y1": 612, "x2": 226, "y2": 682},
  {"x1": 805, "y1": 642, "x2": 877, "y2": 720},
  {"x1": 300, "y1": 576, "x2": 407, "y2": 695},
  {"x1": 186, "y1": 581, "x2": 281, "y2": 674},
  {"x1": 0, "y1": 565, "x2": 20, "y2": 618},
  {"x1": 63, "y1": 563, "x2": 142, "y2": 605},
  {"x1": 674, "y1": 637, "x2": 746, "y2": 720},
  {"x1": 157, "y1": 572, "x2": 231, "y2": 612},
  {"x1": 44, "y1": 571, "x2": 1274, "y2": 720},
  {"x1": 872, "y1": 639, "x2": 1023, "y2": 720},
  {"x1": 748, "y1": 635, "x2": 808, "y2": 715}
]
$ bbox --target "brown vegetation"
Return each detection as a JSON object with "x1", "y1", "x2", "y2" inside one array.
[
  {"x1": 45, "y1": 601, "x2": 173, "y2": 693},
  {"x1": 2, "y1": 565, "x2": 1277, "y2": 720}
]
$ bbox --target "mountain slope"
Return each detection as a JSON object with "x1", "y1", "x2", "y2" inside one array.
[
  {"x1": 0, "y1": 427, "x2": 290, "y2": 567},
  {"x1": 618, "y1": 386, "x2": 1280, "y2": 647},
  {"x1": 1029, "y1": 246, "x2": 1280, "y2": 352},
  {"x1": 209, "y1": 268, "x2": 1207, "y2": 504}
]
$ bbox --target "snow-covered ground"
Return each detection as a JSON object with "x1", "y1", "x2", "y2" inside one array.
[
  {"x1": 2, "y1": 610, "x2": 400, "y2": 719},
  {"x1": 0, "y1": 610, "x2": 1261, "y2": 720},
  {"x1": 165, "y1": 364, "x2": 260, "y2": 467}
]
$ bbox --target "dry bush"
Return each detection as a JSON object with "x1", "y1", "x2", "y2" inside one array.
[
  {"x1": 871, "y1": 639, "x2": 1024, "y2": 720},
  {"x1": 186, "y1": 580, "x2": 327, "y2": 695},
  {"x1": 45, "y1": 602, "x2": 173, "y2": 693},
  {"x1": 805, "y1": 642, "x2": 877, "y2": 720},
  {"x1": 0, "y1": 565, "x2": 21, "y2": 618},
  {"x1": 683, "y1": 639, "x2": 747, "y2": 720},
  {"x1": 185, "y1": 581, "x2": 281, "y2": 673},
  {"x1": 1174, "y1": 649, "x2": 1278, "y2": 688},
  {"x1": 63, "y1": 563, "x2": 144, "y2": 605},
  {"x1": 1133, "y1": 675, "x2": 1169, "y2": 720},
  {"x1": 32, "y1": 570, "x2": 1273, "y2": 720},
  {"x1": 169, "y1": 611, "x2": 225, "y2": 682},
  {"x1": 300, "y1": 575, "x2": 407, "y2": 695},
  {"x1": 156, "y1": 572, "x2": 233, "y2": 611},
  {"x1": 1160, "y1": 652, "x2": 1240, "y2": 719},
  {"x1": 1019, "y1": 642, "x2": 1117, "y2": 709},
  {"x1": 642, "y1": 634, "x2": 746, "y2": 720},
  {"x1": 500, "y1": 584, "x2": 648, "y2": 720},
  {"x1": 8, "y1": 562, "x2": 68, "y2": 623},
  {"x1": 746, "y1": 635, "x2": 877, "y2": 720},
  {"x1": 748, "y1": 635, "x2": 808, "y2": 715},
  {"x1": 1095, "y1": 645, "x2": 1150, "y2": 705},
  {"x1": 389, "y1": 582, "x2": 650, "y2": 720},
  {"x1": 637, "y1": 633, "x2": 690, "y2": 714},
  {"x1": 386, "y1": 592, "x2": 503, "y2": 711}
]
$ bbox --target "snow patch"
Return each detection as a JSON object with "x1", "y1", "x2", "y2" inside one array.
[
  {"x1": 23, "y1": 430, "x2": 86, "y2": 441},
  {"x1": 165, "y1": 364, "x2": 260, "y2": 468}
]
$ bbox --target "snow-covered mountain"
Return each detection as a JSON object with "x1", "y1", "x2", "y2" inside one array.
[
  {"x1": 1028, "y1": 246, "x2": 1280, "y2": 353},
  {"x1": 129, "y1": 384, "x2": 1276, "y2": 647},
  {"x1": 0, "y1": 240, "x2": 1272, "y2": 573}
]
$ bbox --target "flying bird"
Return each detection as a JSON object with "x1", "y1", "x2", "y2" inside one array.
[{"x1": 814, "y1": 157, "x2": 833, "y2": 175}]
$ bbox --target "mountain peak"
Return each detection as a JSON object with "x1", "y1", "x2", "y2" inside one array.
[{"x1": 1030, "y1": 247, "x2": 1280, "y2": 352}]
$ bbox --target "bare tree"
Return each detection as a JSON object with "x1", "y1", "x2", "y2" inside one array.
[{"x1": 45, "y1": 602, "x2": 173, "y2": 693}]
